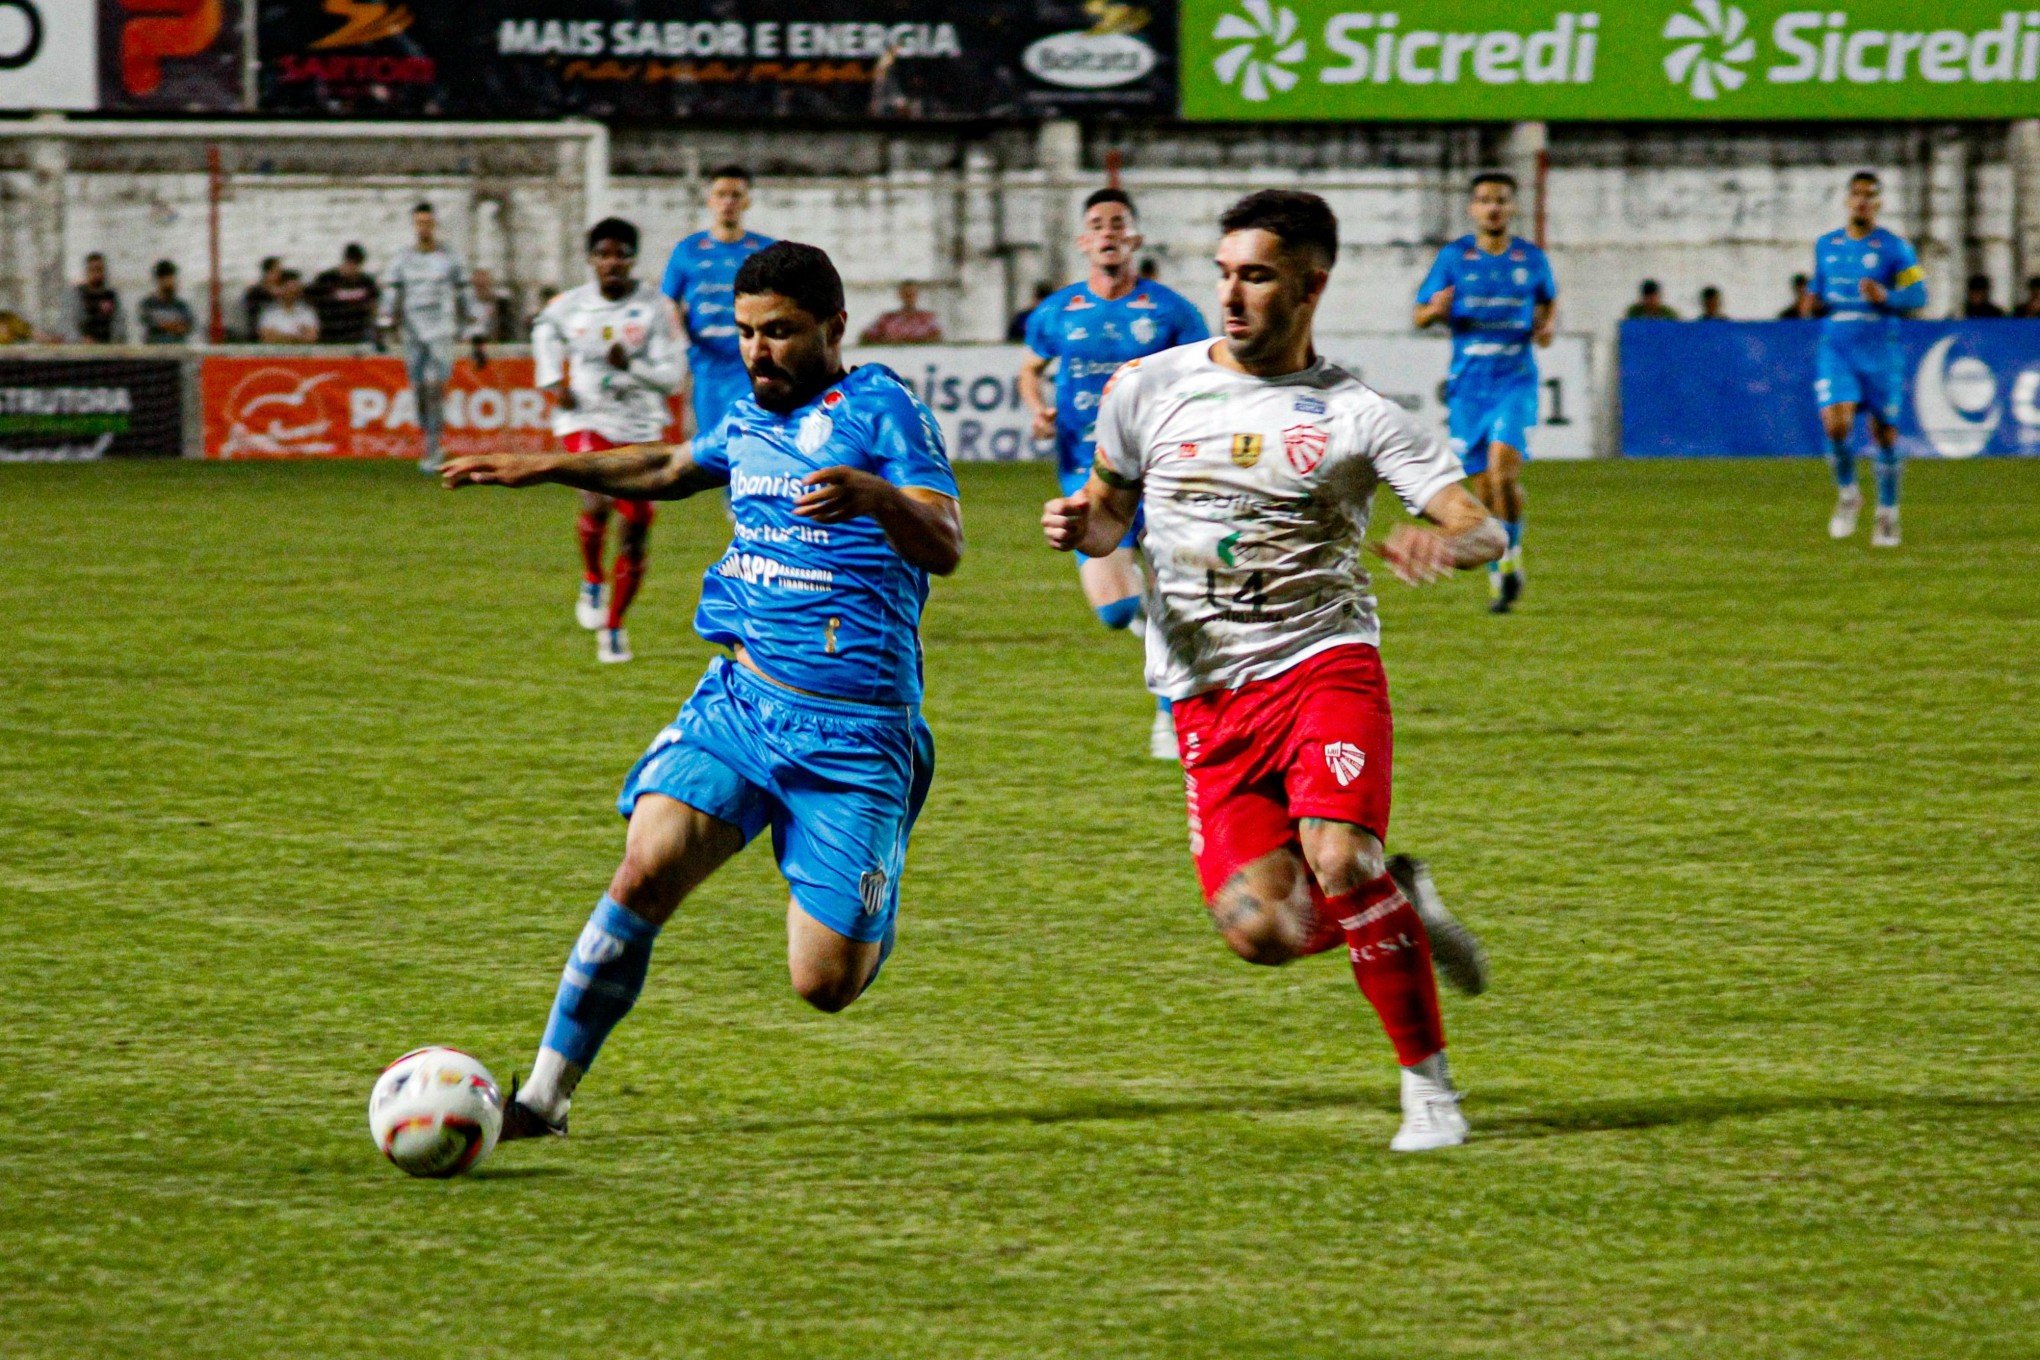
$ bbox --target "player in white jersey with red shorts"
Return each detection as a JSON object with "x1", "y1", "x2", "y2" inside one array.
[
  {"x1": 1044, "y1": 190, "x2": 1504, "y2": 1152},
  {"x1": 533, "y1": 217, "x2": 685, "y2": 663}
]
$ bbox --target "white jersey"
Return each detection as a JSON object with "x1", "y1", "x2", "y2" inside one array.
[
  {"x1": 532, "y1": 282, "x2": 684, "y2": 445},
  {"x1": 380, "y1": 246, "x2": 476, "y2": 346},
  {"x1": 1094, "y1": 341, "x2": 1465, "y2": 700}
]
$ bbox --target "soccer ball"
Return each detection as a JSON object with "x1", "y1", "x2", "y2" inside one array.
[{"x1": 368, "y1": 1046, "x2": 504, "y2": 1178}]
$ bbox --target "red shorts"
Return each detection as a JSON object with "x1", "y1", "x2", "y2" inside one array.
[
  {"x1": 1172, "y1": 643, "x2": 1394, "y2": 902},
  {"x1": 563, "y1": 430, "x2": 654, "y2": 526}
]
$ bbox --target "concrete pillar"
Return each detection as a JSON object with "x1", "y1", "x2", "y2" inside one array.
[
  {"x1": 959, "y1": 141, "x2": 1005, "y2": 342},
  {"x1": 1501, "y1": 121, "x2": 1549, "y2": 245},
  {"x1": 1037, "y1": 120, "x2": 1082, "y2": 290},
  {"x1": 2011, "y1": 120, "x2": 2040, "y2": 291},
  {"x1": 1922, "y1": 126, "x2": 1968, "y2": 318},
  {"x1": 25, "y1": 123, "x2": 67, "y2": 335}
]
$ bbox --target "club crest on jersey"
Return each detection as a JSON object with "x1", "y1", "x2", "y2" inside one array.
[
  {"x1": 1324, "y1": 742, "x2": 1367, "y2": 787},
  {"x1": 622, "y1": 320, "x2": 647, "y2": 348},
  {"x1": 1230, "y1": 433, "x2": 1262, "y2": 468},
  {"x1": 797, "y1": 411, "x2": 833, "y2": 455},
  {"x1": 1130, "y1": 317, "x2": 1156, "y2": 344},
  {"x1": 858, "y1": 870, "x2": 889, "y2": 917},
  {"x1": 1512, "y1": 268, "x2": 1529, "y2": 285},
  {"x1": 1283, "y1": 423, "x2": 1328, "y2": 474}
]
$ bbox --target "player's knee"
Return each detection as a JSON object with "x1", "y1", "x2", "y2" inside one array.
[
  {"x1": 789, "y1": 964, "x2": 861, "y2": 1013},
  {"x1": 1095, "y1": 596, "x2": 1140, "y2": 631},
  {"x1": 1298, "y1": 829, "x2": 1385, "y2": 899},
  {"x1": 1210, "y1": 856, "x2": 1312, "y2": 965}
]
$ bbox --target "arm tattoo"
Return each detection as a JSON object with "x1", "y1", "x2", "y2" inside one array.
[{"x1": 1092, "y1": 458, "x2": 1142, "y2": 492}]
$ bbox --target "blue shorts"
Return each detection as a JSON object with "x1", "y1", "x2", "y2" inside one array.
[
  {"x1": 1447, "y1": 381, "x2": 1538, "y2": 476},
  {"x1": 689, "y1": 356, "x2": 752, "y2": 439},
  {"x1": 618, "y1": 657, "x2": 934, "y2": 943},
  {"x1": 1058, "y1": 464, "x2": 1142, "y2": 559},
  {"x1": 1815, "y1": 338, "x2": 1904, "y2": 425}
]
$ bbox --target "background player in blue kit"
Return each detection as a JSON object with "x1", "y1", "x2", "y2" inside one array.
[
  {"x1": 662, "y1": 164, "x2": 775, "y2": 438},
  {"x1": 1812, "y1": 171, "x2": 1927, "y2": 548},
  {"x1": 1414, "y1": 172, "x2": 1556, "y2": 614},
  {"x1": 1020, "y1": 187, "x2": 1208, "y2": 758},
  {"x1": 441, "y1": 242, "x2": 963, "y2": 1141}
]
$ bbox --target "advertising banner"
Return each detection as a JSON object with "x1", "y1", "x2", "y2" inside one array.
[
  {"x1": 0, "y1": 358, "x2": 183, "y2": 461},
  {"x1": 1180, "y1": 0, "x2": 2040, "y2": 120},
  {"x1": 97, "y1": 0, "x2": 247, "y2": 112},
  {"x1": 851, "y1": 344, "x2": 1057, "y2": 463},
  {"x1": 0, "y1": 0, "x2": 97, "y2": 110},
  {"x1": 1620, "y1": 319, "x2": 2040, "y2": 457},
  {"x1": 258, "y1": 0, "x2": 1175, "y2": 120},
  {"x1": 1323, "y1": 332, "x2": 1597, "y2": 460}
]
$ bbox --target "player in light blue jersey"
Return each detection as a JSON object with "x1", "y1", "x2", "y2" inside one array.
[
  {"x1": 442, "y1": 242, "x2": 963, "y2": 1141},
  {"x1": 662, "y1": 164, "x2": 775, "y2": 440},
  {"x1": 1812, "y1": 171, "x2": 1928, "y2": 547},
  {"x1": 1020, "y1": 188, "x2": 1209, "y2": 758},
  {"x1": 1414, "y1": 172, "x2": 1556, "y2": 614}
]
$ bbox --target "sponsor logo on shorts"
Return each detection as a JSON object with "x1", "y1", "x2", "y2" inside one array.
[
  {"x1": 1324, "y1": 741, "x2": 1366, "y2": 787},
  {"x1": 1283, "y1": 422, "x2": 1328, "y2": 474},
  {"x1": 1230, "y1": 432, "x2": 1262, "y2": 468},
  {"x1": 858, "y1": 870, "x2": 889, "y2": 917}
]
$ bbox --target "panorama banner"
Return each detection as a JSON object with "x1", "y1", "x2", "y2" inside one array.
[
  {"x1": 257, "y1": 0, "x2": 1175, "y2": 120},
  {"x1": 1621, "y1": 319, "x2": 2040, "y2": 457},
  {"x1": 1180, "y1": 0, "x2": 2040, "y2": 119}
]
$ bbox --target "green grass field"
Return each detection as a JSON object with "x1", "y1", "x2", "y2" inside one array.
[{"x1": 2, "y1": 457, "x2": 2035, "y2": 1358}]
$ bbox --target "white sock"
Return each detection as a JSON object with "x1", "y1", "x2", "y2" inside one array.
[{"x1": 519, "y1": 1048, "x2": 582, "y2": 1121}]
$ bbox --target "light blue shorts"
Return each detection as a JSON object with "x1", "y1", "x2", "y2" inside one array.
[
  {"x1": 1448, "y1": 381, "x2": 1538, "y2": 476},
  {"x1": 1815, "y1": 338, "x2": 1904, "y2": 426},
  {"x1": 619, "y1": 658, "x2": 933, "y2": 943}
]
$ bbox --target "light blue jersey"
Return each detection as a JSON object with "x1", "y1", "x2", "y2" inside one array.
[
  {"x1": 618, "y1": 363, "x2": 956, "y2": 943},
  {"x1": 1418, "y1": 234, "x2": 1556, "y2": 471},
  {"x1": 1025, "y1": 279, "x2": 1209, "y2": 482},
  {"x1": 662, "y1": 229, "x2": 774, "y2": 433},
  {"x1": 1812, "y1": 226, "x2": 1926, "y2": 420}
]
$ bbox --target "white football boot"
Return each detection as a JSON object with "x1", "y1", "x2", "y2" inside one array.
[
  {"x1": 1828, "y1": 485, "x2": 1863, "y2": 539},
  {"x1": 576, "y1": 582, "x2": 607, "y2": 630},
  {"x1": 598, "y1": 627, "x2": 633, "y2": 664},
  {"x1": 1149, "y1": 706, "x2": 1178, "y2": 761},
  {"x1": 1871, "y1": 506, "x2": 1901, "y2": 548},
  {"x1": 1391, "y1": 1060, "x2": 1469, "y2": 1153}
]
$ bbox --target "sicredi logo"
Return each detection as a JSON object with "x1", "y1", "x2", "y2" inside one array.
[
  {"x1": 1664, "y1": 3, "x2": 2040, "y2": 96},
  {"x1": 1212, "y1": 5, "x2": 1602, "y2": 96}
]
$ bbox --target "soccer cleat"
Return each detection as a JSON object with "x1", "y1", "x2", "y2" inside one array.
[
  {"x1": 598, "y1": 627, "x2": 633, "y2": 664},
  {"x1": 1500, "y1": 569, "x2": 1523, "y2": 607},
  {"x1": 1829, "y1": 485, "x2": 1863, "y2": 538},
  {"x1": 1487, "y1": 594, "x2": 1512, "y2": 615},
  {"x1": 1871, "y1": 507, "x2": 1901, "y2": 548},
  {"x1": 1149, "y1": 706, "x2": 1178, "y2": 761},
  {"x1": 1390, "y1": 1065, "x2": 1469, "y2": 1153},
  {"x1": 1387, "y1": 854, "x2": 1487, "y2": 997},
  {"x1": 499, "y1": 1075, "x2": 568, "y2": 1143},
  {"x1": 576, "y1": 582, "x2": 607, "y2": 631}
]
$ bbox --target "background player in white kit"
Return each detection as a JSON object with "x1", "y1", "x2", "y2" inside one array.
[
  {"x1": 1044, "y1": 190, "x2": 1503, "y2": 1152},
  {"x1": 380, "y1": 202, "x2": 485, "y2": 473},
  {"x1": 532, "y1": 218, "x2": 684, "y2": 663}
]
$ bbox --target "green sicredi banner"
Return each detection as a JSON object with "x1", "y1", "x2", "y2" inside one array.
[{"x1": 1179, "y1": 0, "x2": 2040, "y2": 119}]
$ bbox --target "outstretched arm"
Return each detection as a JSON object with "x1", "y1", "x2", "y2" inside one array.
[
  {"x1": 793, "y1": 471, "x2": 963, "y2": 576},
  {"x1": 1042, "y1": 463, "x2": 1141, "y2": 559},
  {"x1": 1368, "y1": 482, "x2": 1506, "y2": 585},
  {"x1": 440, "y1": 443, "x2": 724, "y2": 501}
]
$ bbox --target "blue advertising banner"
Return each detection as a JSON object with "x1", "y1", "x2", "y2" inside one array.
[{"x1": 1621, "y1": 319, "x2": 2040, "y2": 458}]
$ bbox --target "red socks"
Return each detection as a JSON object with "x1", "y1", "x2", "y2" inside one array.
[
  {"x1": 1301, "y1": 883, "x2": 1347, "y2": 957},
  {"x1": 575, "y1": 511, "x2": 607, "y2": 585},
  {"x1": 1323, "y1": 875, "x2": 1445, "y2": 1066},
  {"x1": 607, "y1": 552, "x2": 645, "y2": 629}
]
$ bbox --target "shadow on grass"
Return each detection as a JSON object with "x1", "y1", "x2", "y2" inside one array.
[
  {"x1": 1475, "y1": 1091, "x2": 2040, "y2": 1142},
  {"x1": 469, "y1": 1165, "x2": 574, "y2": 1180}
]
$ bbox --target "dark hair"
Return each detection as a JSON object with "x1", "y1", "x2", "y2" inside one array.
[
  {"x1": 1700, "y1": 286, "x2": 1722, "y2": 301},
  {"x1": 261, "y1": 256, "x2": 281, "y2": 272},
  {"x1": 153, "y1": 259, "x2": 177, "y2": 277},
  {"x1": 342, "y1": 243, "x2": 366, "y2": 263},
  {"x1": 707, "y1": 164, "x2": 753, "y2": 184},
  {"x1": 1640, "y1": 279, "x2": 1661, "y2": 294},
  {"x1": 586, "y1": 216, "x2": 640, "y2": 254},
  {"x1": 85, "y1": 251, "x2": 105, "y2": 264},
  {"x1": 1849, "y1": 170, "x2": 1881, "y2": 189},
  {"x1": 1471, "y1": 171, "x2": 1518, "y2": 194},
  {"x1": 1967, "y1": 273, "x2": 1991, "y2": 290},
  {"x1": 1218, "y1": 189, "x2": 1338, "y2": 268},
  {"x1": 734, "y1": 241, "x2": 844, "y2": 320},
  {"x1": 1790, "y1": 273, "x2": 1809, "y2": 288},
  {"x1": 1084, "y1": 187, "x2": 1135, "y2": 216},
  {"x1": 278, "y1": 270, "x2": 301, "y2": 284},
  {"x1": 414, "y1": 201, "x2": 435, "y2": 215}
]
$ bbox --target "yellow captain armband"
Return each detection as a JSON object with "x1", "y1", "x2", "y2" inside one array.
[{"x1": 1895, "y1": 265, "x2": 1925, "y2": 289}]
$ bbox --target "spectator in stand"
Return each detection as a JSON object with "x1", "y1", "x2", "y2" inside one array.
[
  {"x1": 242, "y1": 256, "x2": 284, "y2": 341},
  {"x1": 1696, "y1": 286, "x2": 1728, "y2": 320},
  {"x1": 258, "y1": 271, "x2": 320, "y2": 343},
  {"x1": 1138, "y1": 256, "x2": 1161, "y2": 282},
  {"x1": 0, "y1": 310, "x2": 35, "y2": 344},
  {"x1": 858, "y1": 281, "x2": 943, "y2": 344},
  {"x1": 309, "y1": 244, "x2": 380, "y2": 344},
  {"x1": 64, "y1": 253, "x2": 127, "y2": 343},
  {"x1": 137, "y1": 260, "x2": 195, "y2": 345},
  {"x1": 1778, "y1": 272, "x2": 1822, "y2": 319},
  {"x1": 2018, "y1": 276, "x2": 2040, "y2": 318},
  {"x1": 1961, "y1": 273, "x2": 2006, "y2": 319},
  {"x1": 1007, "y1": 281, "x2": 1053, "y2": 343},
  {"x1": 1625, "y1": 279, "x2": 1678, "y2": 321},
  {"x1": 471, "y1": 267, "x2": 519, "y2": 343}
]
